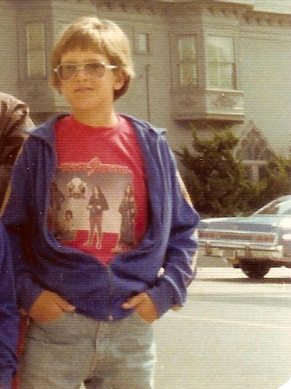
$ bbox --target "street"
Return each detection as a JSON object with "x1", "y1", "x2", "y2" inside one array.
[{"x1": 154, "y1": 266, "x2": 291, "y2": 389}]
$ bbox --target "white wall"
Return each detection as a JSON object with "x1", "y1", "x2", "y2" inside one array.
[
  {"x1": 239, "y1": 33, "x2": 291, "y2": 155},
  {"x1": 0, "y1": 1, "x2": 19, "y2": 96}
]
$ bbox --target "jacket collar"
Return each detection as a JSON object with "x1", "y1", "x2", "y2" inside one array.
[{"x1": 26, "y1": 113, "x2": 167, "y2": 146}]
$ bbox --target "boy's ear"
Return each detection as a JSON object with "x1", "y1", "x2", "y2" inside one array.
[
  {"x1": 57, "y1": 82, "x2": 64, "y2": 95},
  {"x1": 113, "y1": 69, "x2": 126, "y2": 92}
]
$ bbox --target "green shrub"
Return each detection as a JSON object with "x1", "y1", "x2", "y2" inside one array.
[{"x1": 176, "y1": 128, "x2": 291, "y2": 216}]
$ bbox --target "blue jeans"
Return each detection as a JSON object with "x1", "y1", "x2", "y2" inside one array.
[{"x1": 19, "y1": 312, "x2": 156, "y2": 389}]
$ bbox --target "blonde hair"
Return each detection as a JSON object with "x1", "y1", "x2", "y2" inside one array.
[{"x1": 51, "y1": 16, "x2": 135, "y2": 99}]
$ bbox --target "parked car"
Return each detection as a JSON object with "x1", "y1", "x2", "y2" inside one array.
[{"x1": 197, "y1": 195, "x2": 291, "y2": 279}]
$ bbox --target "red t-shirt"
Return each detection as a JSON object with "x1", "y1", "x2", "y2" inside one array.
[{"x1": 48, "y1": 115, "x2": 148, "y2": 265}]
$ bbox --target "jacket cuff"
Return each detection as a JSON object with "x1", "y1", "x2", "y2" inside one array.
[
  {"x1": 0, "y1": 371, "x2": 14, "y2": 389},
  {"x1": 146, "y1": 278, "x2": 183, "y2": 317},
  {"x1": 19, "y1": 281, "x2": 43, "y2": 313}
]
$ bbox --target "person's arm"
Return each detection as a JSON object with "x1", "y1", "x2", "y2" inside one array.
[
  {"x1": 123, "y1": 138, "x2": 199, "y2": 320},
  {"x1": 2, "y1": 140, "x2": 75, "y2": 323},
  {"x1": 2, "y1": 140, "x2": 44, "y2": 313},
  {"x1": 0, "y1": 223, "x2": 19, "y2": 389},
  {"x1": 146, "y1": 173, "x2": 199, "y2": 316}
]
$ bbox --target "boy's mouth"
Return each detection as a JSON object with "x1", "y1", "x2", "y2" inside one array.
[{"x1": 75, "y1": 87, "x2": 93, "y2": 93}]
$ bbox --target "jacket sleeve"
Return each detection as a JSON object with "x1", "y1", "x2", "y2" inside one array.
[
  {"x1": 0, "y1": 223, "x2": 19, "y2": 388},
  {"x1": 1, "y1": 140, "x2": 44, "y2": 313},
  {"x1": 146, "y1": 139, "x2": 200, "y2": 317}
]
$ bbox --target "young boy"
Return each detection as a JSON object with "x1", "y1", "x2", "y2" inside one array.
[{"x1": 2, "y1": 17, "x2": 199, "y2": 388}]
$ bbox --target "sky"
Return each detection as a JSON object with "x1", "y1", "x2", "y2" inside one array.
[
  {"x1": 228, "y1": 0, "x2": 291, "y2": 13},
  {"x1": 221, "y1": 0, "x2": 291, "y2": 14},
  {"x1": 170, "y1": 0, "x2": 291, "y2": 12},
  {"x1": 254, "y1": 0, "x2": 291, "y2": 13}
]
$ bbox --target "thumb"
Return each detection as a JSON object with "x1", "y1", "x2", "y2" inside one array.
[
  {"x1": 122, "y1": 294, "x2": 144, "y2": 310},
  {"x1": 53, "y1": 295, "x2": 76, "y2": 312}
]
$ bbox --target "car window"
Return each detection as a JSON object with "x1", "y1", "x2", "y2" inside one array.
[
  {"x1": 255, "y1": 199, "x2": 291, "y2": 216},
  {"x1": 256, "y1": 205, "x2": 279, "y2": 215}
]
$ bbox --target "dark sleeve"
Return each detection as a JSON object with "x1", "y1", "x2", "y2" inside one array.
[
  {"x1": 1, "y1": 140, "x2": 44, "y2": 313},
  {"x1": 146, "y1": 136, "x2": 200, "y2": 316},
  {"x1": 0, "y1": 222, "x2": 19, "y2": 388}
]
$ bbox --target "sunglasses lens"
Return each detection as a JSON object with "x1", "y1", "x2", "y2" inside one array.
[
  {"x1": 84, "y1": 62, "x2": 105, "y2": 78},
  {"x1": 58, "y1": 64, "x2": 77, "y2": 80},
  {"x1": 57, "y1": 62, "x2": 106, "y2": 80}
]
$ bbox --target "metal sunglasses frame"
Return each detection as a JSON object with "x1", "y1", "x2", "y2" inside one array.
[{"x1": 54, "y1": 61, "x2": 118, "y2": 81}]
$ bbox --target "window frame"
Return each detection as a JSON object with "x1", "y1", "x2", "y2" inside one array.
[
  {"x1": 177, "y1": 34, "x2": 198, "y2": 87},
  {"x1": 134, "y1": 28, "x2": 152, "y2": 55},
  {"x1": 206, "y1": 35, "x2": 237, "y2": 90},
  {"x1": 25, "y1": 21, "x2": 46, "y2": 78}
]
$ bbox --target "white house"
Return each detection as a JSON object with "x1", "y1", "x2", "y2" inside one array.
[{"x1": 1, "y1": 0, "x2": 291, "y2": 180}]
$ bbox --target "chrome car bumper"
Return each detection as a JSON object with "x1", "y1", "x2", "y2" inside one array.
[{"x1": 199, "y1": 240, "x2": 284, "y2": 260}]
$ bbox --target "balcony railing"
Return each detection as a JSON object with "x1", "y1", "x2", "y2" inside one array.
[{"x1": 171, "y1": 87, "x2": 245, "y2": 122}]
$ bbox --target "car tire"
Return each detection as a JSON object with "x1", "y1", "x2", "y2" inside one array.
[{"x1": 240, "y1": 261, "x2": 270, "y2": 279}]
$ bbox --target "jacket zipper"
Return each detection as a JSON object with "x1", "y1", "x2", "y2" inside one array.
[{"x1": 107, "y1": 265, "x2": 114, "y2": 321}]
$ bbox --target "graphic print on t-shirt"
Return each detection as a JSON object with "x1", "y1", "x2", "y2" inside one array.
[{"x1": 48, "y1": 157, "x2": 137, "y2": 264}]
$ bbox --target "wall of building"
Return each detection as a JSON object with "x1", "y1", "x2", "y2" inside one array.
[
  {"x1": 239, "y1": 20, "x2": 291, "y2": 155},
  {"x1": 0, "y1": 0, "x2": 290, "y2": 159},
  {"x1": 0, "y1": 1, "x2": 19, "y2": 96}
]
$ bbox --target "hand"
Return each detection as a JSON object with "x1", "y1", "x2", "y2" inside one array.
[
  {"x1": 29, "y1": 290, "x2": 75, "y2": 323},
  {"x1": 122, "y1": 292, "x2": 158, "y2": 323}
]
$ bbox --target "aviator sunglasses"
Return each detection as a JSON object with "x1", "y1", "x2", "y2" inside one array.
[{"x1": 54, "y1": 61, "x2": 118, "y2": 81}]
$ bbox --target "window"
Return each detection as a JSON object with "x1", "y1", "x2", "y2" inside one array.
[
  {"x1": 134, "y1": 29, "x2": 151, "y2": 55},
  {"x1": 207, "y1": 36, "x2": 236, "y2": 89},
  {"x1": 26, "y1": 22, "x2": 46, "y2": 77},
  {"x1": 138, "y1": 33, "x2": 150, "y2": 54},
  {"x1": 237, "y1": 128, "x2": 273, "y2": 161},
  {"x1": 178, "y1": 35, "x2": 197, "y2": 86},
  {"x1": 236, "y1": 126, "x2": 274, "y2": 182}
]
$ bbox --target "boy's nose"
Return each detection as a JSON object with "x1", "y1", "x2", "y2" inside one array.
[{"x1": 74, "y1": 67, "x2": 89, "y2": 79}]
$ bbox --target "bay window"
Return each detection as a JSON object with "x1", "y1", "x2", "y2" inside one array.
[
  {"x1": 207, "y1": 35, "x2": 236, "y2": 89},
  {"x1": 178, "y1": 35, "x2": 197, "y2": 87},
  {"x1": 26, "y1": 22, "x2": 46, "y2": 77}
]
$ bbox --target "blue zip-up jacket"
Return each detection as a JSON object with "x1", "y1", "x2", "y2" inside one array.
[
  {"x1": 2, "y1": 114, "x2": 199, "y2": 321},
  {"x1": 0, "y1": 221, "x2": 19, "y2": 389}
]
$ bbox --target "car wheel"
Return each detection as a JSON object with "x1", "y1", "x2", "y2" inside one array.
[{"x1": 240, "y1": 261, "x2": 270, "y2": 279}]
